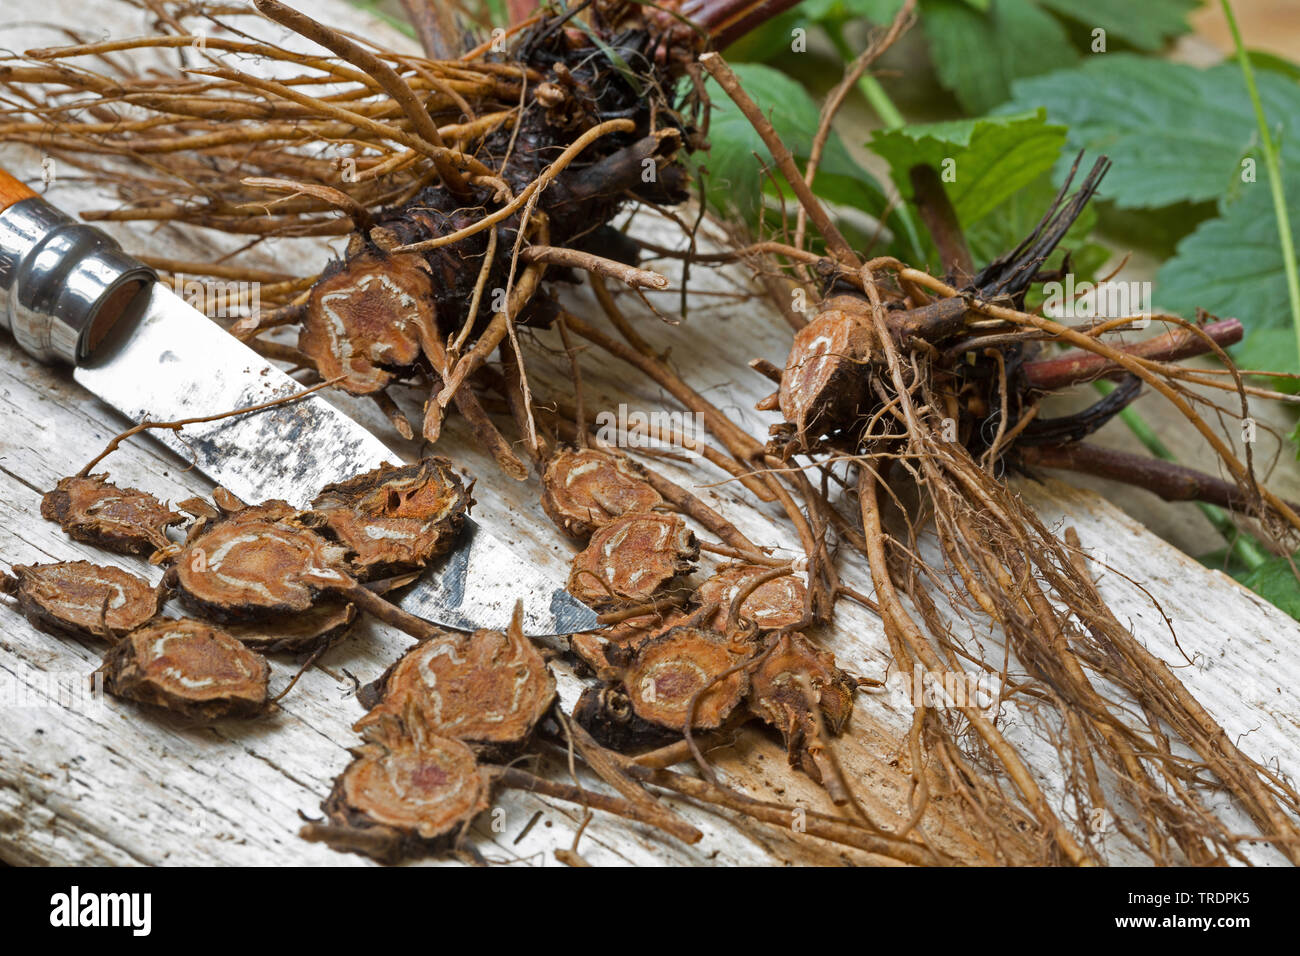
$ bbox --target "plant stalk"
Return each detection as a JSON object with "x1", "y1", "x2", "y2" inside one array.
[
  {"x1": 1095, "y1": 380, "x2": 1268, "y2": 570},
  {"x1": 1220, "y1": 0, "x2": 1300, "y2": 373}
]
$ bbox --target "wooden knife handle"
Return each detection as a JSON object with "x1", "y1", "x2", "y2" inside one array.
[{"x1": 0, "y1": 166, "x2": 37, "y2": 212}]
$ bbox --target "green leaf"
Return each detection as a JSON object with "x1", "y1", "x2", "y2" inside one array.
[
  {"x1": 1249, "y1": 49, "x2": 1300, "y2": 84},
  {"x1": 719, "y1": 10, "x2": 804, "y2": 62},
  {"x1": 691, "y1": 64, "x2": 884, "y2": 223},
  {"x1": 1155, "y1": 182, "x2": 1300, "y2": 377},
  {"x1": 801, "y1": 0, "x2": 907, "y2": 21},
  {"x1": 722, "y1": 0, "x2": 905, "y2": 60},
  {"x1": 921, "y1": 0, "x2": 1080, "y2": 114},
  {"x1": 920, "y1": 0, "x2": 1202, "y2": 113},
  {"x1": 1236, "y1": 552, "x2": 1300, "y2": 621},
  {"x1": 867, "y1": 109, "x2": 1067, "y2": 226},
  {"x1": 1037, "y1": 0, "x2": 1201, "y2": 52},
  {"x1": 1004, "y1": 55, "x2": 1300, "y2": 209}
]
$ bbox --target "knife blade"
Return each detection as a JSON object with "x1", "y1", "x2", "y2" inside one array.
[{"x1": 0, "y1": 175, "x2": 599, "y2": 637}]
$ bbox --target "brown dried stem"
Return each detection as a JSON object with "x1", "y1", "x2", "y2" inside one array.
[{"x1": 698, "y1": 52, "x2": 859, "y2": 268}]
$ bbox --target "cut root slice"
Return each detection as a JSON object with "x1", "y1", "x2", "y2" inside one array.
[
  {"x1": 41, "y1": 474, "x2": 183, "y2": 556},
  {"x1": 694, "y1": 564, "x2": 805, "y2": 631},
  {"x1": 776, "y1": 301, "x2": 875, "y2": 443},
  {"x1": 624, "y1": 625, "x2": 753, "y2": 732},
  {"x1": 541, "y1": 447, "x2": 663, "y2": 539},
  {"x1": 175, "y1": 518, "x2": 348, "y2": 622},
  {"x1": 566, "y1": 512, "x2": 698, "y2": 608},
  {"x1": 222, "y1": 601, "x2": 357, "y2": 654},
  {"x1": 299, "y1": 251, "x2": 435, "y2": 395},
  {"x1": 748, "y1": 632, "x2": 855, "y2": 783},
  {"x1": 573, "y1": 682, "x2": 679, "y2": 752},
  {"x1": 300, "y1": 458, "x2": 469, "y2": 580},
  {"x1": 357, "y1": 623, "x2": 556, "y2": 757},
  {"x1": 214, "y1": 497, "x2": 299, "y2": 525},
  {"x1": 569, "y1": 609, "x2": 688, "y2": 680},
  {"x1": 98, "y1": 618, "x2": 270, "y2": 721},
  {"x1": 2, "y1": 561, "x2": 160, "y2": 641},
  {"x1": 306, "y1": 715, "x2": 489, "y2": 863}
]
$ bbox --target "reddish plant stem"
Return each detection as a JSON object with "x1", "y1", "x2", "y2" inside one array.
[
  {"x1": 400, "y1": 0, "x2": 462, "y2": 60},
  {"x1": 1020, "y1": 442, "x2": 1299, "y2": 517},
  {"x1": 1023, "y1": 319, "x2": 1244, "y2": 391},
  {"x1": 909, "y1": 163, "x2": 973, "y2": 281},
  {"x1": 685, "y1": 0, "x2": 807, "y2": 48}
]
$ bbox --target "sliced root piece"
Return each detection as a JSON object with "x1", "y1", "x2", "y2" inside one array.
[
  {"x1": 209, "y1": 490, "x2": 298, "y2": 526},
  {"x1": 41, "y1": 474, "x2": 183, "y2": 556},
  {"x1": 222, "y1": 601, "x2": 357, "y2": 654},
  {"x1": 624, "y1": 626, "x2": 754, "y2": 733},
  {"x1": 357, "y1": 625, "x2": 556, "y2": 758},
  {"x1": 175, "y1": 518, "x2": 348, "y2": 623},
  {"x1": 569, "y1": 610, "x2": 689, "y2": 681},
  {"x1": 176, "y1": 496, "x2": 221, "y2": 523},
  {"x1": 694, "y1": 564, "x2": 805, "y2": 632},
  {"x1": 747, "y1": 632, "x2": 855, "y2": 783},
  {"x1": 777, "y1": 299, "x2": 875, "y2": 442},
  {"x1": 573, "y1": 683, "x2": 679, "y2": 752},
  {"x1": 299, "y1": 251, "x2": 434, "y2": 395},
  {"x1": 567, "y1": 512, "x2": 698, "y2": 608},
  {"x1": 541, "y1": 447, "x2": 663, "y2": 539},
  {"x1": 299, "y1": 458, "x2": 469, "y2": 580},
  {"x1": 97, "y1": 618, "x2": 270, "y2": 721},
  {"x1": 2, "y1": 561, "x2": 160, "y2": 641},
  {"x1": 304, "y1": 715, "x2": 489, "y2": 863}
]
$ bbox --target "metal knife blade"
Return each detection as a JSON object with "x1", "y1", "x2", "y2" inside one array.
[{"x1": 73, "y1": 283, "x2": 599, "y2": 636}]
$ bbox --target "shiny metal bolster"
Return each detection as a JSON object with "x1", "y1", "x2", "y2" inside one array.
[{"x1": 0, "y1": 196, "x2": 155, "y2": 365}]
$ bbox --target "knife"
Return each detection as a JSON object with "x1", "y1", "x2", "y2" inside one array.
[{"x1": 0, "y1": 167, "x2": 599, "y2": 637}]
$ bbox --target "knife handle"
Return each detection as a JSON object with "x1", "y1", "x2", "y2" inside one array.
[
  {"x1": 0, "y1": 167, "x2": 37, "y2": 211},
  {"x1": 0, "y1": 165, "x2": 155, "y2": 365}
]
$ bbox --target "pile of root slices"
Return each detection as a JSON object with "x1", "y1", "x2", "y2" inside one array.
[{"x1": 6, "y1": 445, "x2": 870, "y2": 864}]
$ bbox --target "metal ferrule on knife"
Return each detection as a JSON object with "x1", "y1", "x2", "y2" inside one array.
[{"x1": 0, "y1": 183, "x2": 155, "y2": 365}]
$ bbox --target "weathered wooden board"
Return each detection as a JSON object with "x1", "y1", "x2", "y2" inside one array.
[{"x1": 2, "y1": 0, "x2": 1298, "y2": 867}]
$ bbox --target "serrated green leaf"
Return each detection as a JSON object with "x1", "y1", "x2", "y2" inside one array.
[
  {"x1": 1155, "y1": 182, "x2": 1300, "y2": 378},
  {"x1": 1037, "y1": 0, "x2": 1200, "y2": 52},
  {"x1": 920, "y1": 0, "x2": 1202, "y2": 113},
  {"x1": 867, "y1": 109, "x2": 1067, "y2": 226},
  {"x1": 1004, "y1": 55, "x2": 1300, "y2": 209},
  {"x1": 1236, "y1": 551, "x2": 1300, "y2": 621},
  {"x1": 691, "y1": 64, "x2": 884, "y2": 223},
  {"x1": 921, "y1": 0, "x2": 1079, "y2": 114}
]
